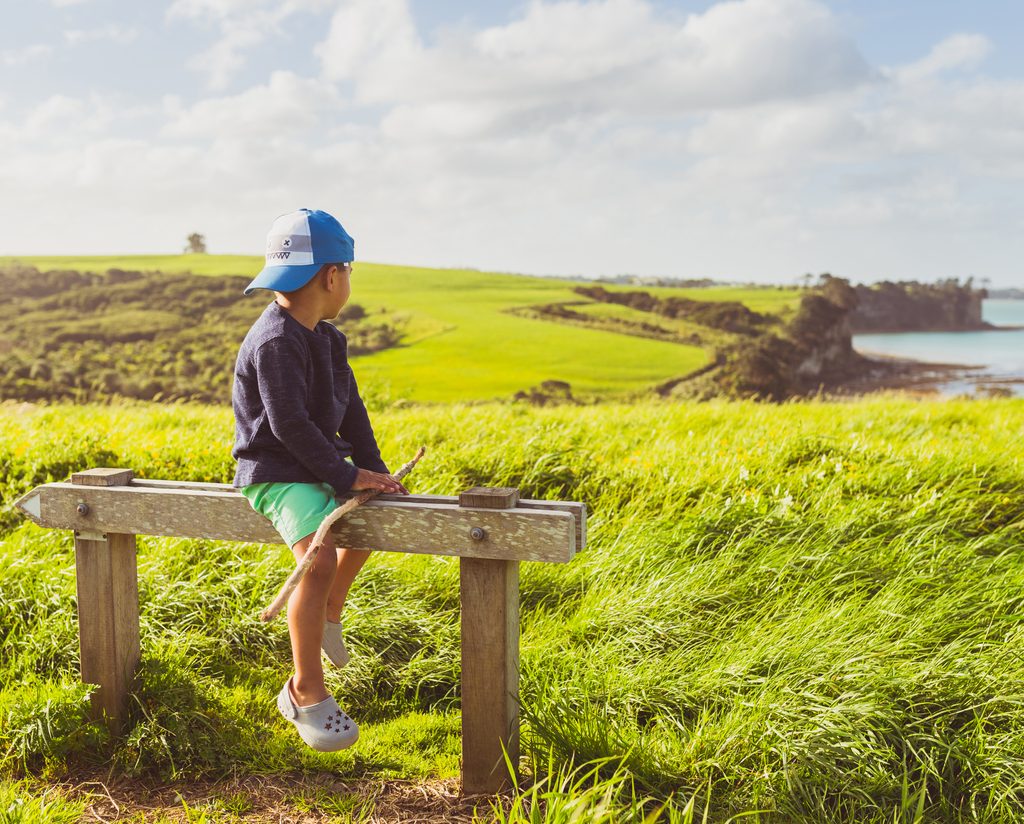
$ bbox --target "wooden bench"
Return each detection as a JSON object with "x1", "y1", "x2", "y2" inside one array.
[{"x1": 14, "y1": 468, "x2": 586, "y2": 794}]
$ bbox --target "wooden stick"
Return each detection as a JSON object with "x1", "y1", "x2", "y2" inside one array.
[{"x1": 259, "y1": 446, "x2": 426, "y2": 622}]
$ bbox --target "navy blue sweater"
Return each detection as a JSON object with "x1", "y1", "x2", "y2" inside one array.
[{"x1": 232, "y1": 301, "x2": 388, "y2": 494}]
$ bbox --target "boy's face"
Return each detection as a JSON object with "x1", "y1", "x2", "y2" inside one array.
[{"x1": 327, "y1": 263, "x2": 352, "y2": 316}]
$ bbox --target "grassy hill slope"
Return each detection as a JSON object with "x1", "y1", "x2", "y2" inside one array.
[
  {"x1": 2, "y1": 397, "x2": 1023, "y2": 821},
  {"x1": 2, "y1": 255, "x2": 724, "y2": 402}
]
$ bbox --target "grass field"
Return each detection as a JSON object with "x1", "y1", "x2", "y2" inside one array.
[
  {"x1": 1, "y1": 255, "x2": 809, "y2": 402},
  {"x1": 0, "y1": 254, "x2": 260, "y2": 278},
  {"x1": 572, "y1": 301, "x2": 740, "y2": 349},
  {"x1": 2, "y1": 397, "x2": 1023, "y2": 821},
  {"x1": 597, "y1": 284, "x2": 803, "y2": 316}
]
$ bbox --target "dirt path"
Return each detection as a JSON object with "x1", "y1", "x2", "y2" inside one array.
[{"x1": 46, "y1": 771, "x2": 503, "y2": 822}]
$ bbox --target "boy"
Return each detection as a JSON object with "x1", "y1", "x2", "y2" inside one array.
[{"x1": 231, "y1": 208, "x2": 407, "y2": 752}]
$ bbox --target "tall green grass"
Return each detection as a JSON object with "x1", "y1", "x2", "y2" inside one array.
[
  {"x1": 1, "y1": 397, "x2": 1022, "y2": 821},
  {"x1": 0, "y1": 779, "x2": 86, "y2": 823}
]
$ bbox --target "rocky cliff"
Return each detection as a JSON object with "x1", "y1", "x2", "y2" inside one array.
[
  {"x1": 850, "y1": 279, "x2": 989, "y2": 332},
  {"x1": 704, "y1": 278, "x2": 867, "y2": 400}
]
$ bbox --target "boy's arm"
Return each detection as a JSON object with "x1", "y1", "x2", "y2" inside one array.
[
  {"x1": 339, "y1": 370, "x2": 390, "y2": 474},
  {"x1": 255, "y1": 338, "x2": 359, "y2": 495}
]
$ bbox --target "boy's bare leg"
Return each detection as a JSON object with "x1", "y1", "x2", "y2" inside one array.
[
  {"x1": 287, "y1": 532, "x2": 337, "y2": 706},
  {"x1": 326, "y1": 548, "x2": 371, "y2": 622}
]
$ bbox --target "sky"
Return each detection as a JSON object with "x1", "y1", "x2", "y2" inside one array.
[{"x1": 2, "y1": 0, "x2": 1023, "y2": 287}]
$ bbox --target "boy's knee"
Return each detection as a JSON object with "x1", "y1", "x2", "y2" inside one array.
[
  {"x1": 310, "y1": 547, "x2": 336, "y2": 579},
  {"x1": 294, "y1": 535, "x2": 336, "y2": 585}
]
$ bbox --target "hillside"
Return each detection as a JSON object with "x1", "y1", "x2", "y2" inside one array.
[
  {"x1": 0, "y1": 255, "x2": 806, "y2": 403},
  {"x1": 4, "y1": 256, "x2": 994, "y2": 405},
  {"x1": 2, "y1": 398, "x2": 1023, "y2": 821}
]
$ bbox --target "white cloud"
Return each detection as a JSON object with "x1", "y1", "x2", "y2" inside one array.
[
  {"x1": 318, "y1": 0, "x2": 873, "y2": 128},
  {"x1": 167, "y1": 0, "x2": 330, "y2": 20},
  {"x1": 167, "y1": 0, "x2": 261, "y2": 18},
  {"x1": 64, "y1": 24, "x2": 139, "y2": 45},
  {"x1": 185, "y1": 27, "x2": 265, "y2": 91},
  {"x1": 24, "y1": 95, "x2": 87, "y2": 135},
  {"x1": 1, "y1": 44, "x2": 53, "y2": 67},
  {"x1": 687, "y1": 99, "x2": 868, "y2": 171},
  {"x1": 892, "y1": 33, "x2": 992, "y2": 84},
  {"x1": 17, "y1": 93, "x2": 117, "y2": 144},
  {"x1": 51, "y1": 0, "x2": 91, "y2": 6},
  {"x1": 315, "y1": 0, "x2": 421, "y2": 87},
  {"x1": 168, "y1": 0, "x2": 332, "y2": 90},
  {"x1": 4, "y1": 0, "x2": 1024, "y2": 286},
  {"x1": 161, "y1": 71, "x2": 340, "y2": 138}
]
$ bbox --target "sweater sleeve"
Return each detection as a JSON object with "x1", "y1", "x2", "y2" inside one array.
[
  {"x1": 254, "y1": 337, "x2": 359, "y2": 495},
  {"x1": 339, "y1": 370, "x2": 390, "y2": 474}
]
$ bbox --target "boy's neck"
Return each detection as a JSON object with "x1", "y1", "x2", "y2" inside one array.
[{"x1": 275, "y1": 296, "x2": 322, "y2": 331}]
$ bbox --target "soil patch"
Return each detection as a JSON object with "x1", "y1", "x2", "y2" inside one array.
[{"x1": 45, "y1": 770, "x2": 502, "y2": 823}]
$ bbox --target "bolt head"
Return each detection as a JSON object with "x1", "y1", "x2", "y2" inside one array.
[
  {"x1": 470, "y1": 526, "x2": 486, "y2": 541},
  {"x1": 76, "y1": 503, "x2": 89, "y2": 516}
]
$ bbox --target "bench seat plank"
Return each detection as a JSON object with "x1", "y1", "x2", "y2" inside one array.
[
  {"x1": 16, "y1": 482, "x2": 578, "y2": 563},
  {"x1": 126, "y1": 479, "x2": 586, "y2": 549}
]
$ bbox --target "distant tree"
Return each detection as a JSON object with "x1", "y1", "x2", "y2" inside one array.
[
  {"x1": 817, "y1": 274, "x2": 858, "y2": 310},
  {"x1": 184, "y1": 233, "x2": 208, "y2": 254}
]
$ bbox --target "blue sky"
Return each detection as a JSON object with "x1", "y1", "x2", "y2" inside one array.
[{"x1": 3, "y1": 0, "x2": 1023, "y2": 286}]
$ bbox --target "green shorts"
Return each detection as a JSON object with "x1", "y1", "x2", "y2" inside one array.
[{"x1": 241, "y1": 480, "x2": 339, "y2": 548}]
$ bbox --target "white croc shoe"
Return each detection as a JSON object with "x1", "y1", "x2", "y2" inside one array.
[
  {"x1": 321, "y1": 620, "x2": 350, "y2": 668},
  {"x1": 276, "y1": 678, "x2": 358, "y2": 752}
]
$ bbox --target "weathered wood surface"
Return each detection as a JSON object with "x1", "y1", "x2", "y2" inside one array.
[
  {"x1": 72, "y1": 468, "x2": 136, "y2": 487},
  {"x1": 71, "y1": 470, "x2": 139, "y2": 730},
  {"x1": 126, "y1": 479, "x2": 587, "y2": 549},
  {"x1": 75, "y1": 531, "x2": 139, "y2": 730},
  {"x1": 460, "y1": 489, "x2": 520, "y2": 794},
  {"x1": 15, "y1": 482, "x2": 581, "y2": 563},
  {"x1": 14, "y1": 471, "x2": 583, "y2": 799},
  {"x1": 459, "y1": 487, "x2": 520, "y2": 508}
]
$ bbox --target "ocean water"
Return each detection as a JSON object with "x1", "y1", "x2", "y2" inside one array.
[{"x1": 852, "y1": 299, "x2": 1024, "y2": 396}]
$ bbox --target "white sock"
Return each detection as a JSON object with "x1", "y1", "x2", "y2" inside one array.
[{"x1": 321, "y1": 620, "x2": 350, "y2": 668}]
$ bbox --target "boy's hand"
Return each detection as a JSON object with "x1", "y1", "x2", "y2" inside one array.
[{"x1": 352, "y1": 468, "x2": 409, "y2": 495}]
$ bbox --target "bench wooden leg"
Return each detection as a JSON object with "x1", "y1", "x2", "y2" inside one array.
[
  {"x1": 74, "y1": 530, "x2": 139, "y2": 732},
  {"x1": 460, "y1": 557, "x2": 520, "y2": 794}
]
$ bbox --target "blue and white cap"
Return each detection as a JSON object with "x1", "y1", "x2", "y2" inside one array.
[{"x1": 243, "y1": 208, "x2": 355, "y2": 296}]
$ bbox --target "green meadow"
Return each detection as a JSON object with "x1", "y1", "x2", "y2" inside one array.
[
  {"x1": 2, "y1": 255, "x2": 716, "y2": 402},
  {"x1": 625, "y1": 284, "x2": 803, "y2": 316},
  {"x1": 0, "y1": 254, "x2": 261, "y2": 279},
  {"x1": 2, "y1": 397, "x2": 1023, "y2": 821}
]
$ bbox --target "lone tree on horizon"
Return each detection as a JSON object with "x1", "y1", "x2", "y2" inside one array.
[{"x1": 184, "y1": 233, "x2": 207, "y2": 254}]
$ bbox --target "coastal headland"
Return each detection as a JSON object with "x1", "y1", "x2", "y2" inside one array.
[{"x1": 0, "y1": 258, "x2": 996, "y2": 404}]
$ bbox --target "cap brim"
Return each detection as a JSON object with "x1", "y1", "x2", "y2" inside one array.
[{"x1": 243, "y1": 263, "x2": 321, "y2": 296}]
